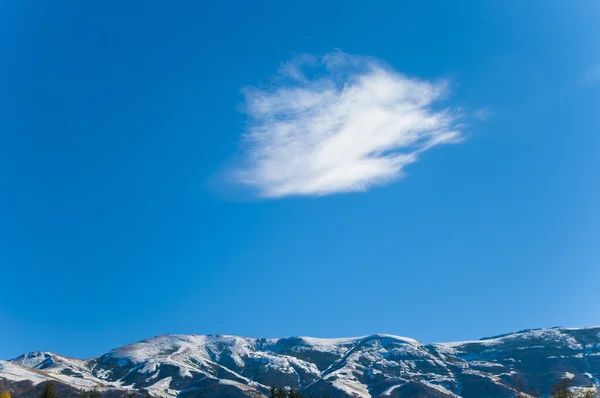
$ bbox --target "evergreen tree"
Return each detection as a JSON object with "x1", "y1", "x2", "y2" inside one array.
[
  {"x1": 40, "y1": 382, "x2": 57, "y2": 398},
  {"x1": 583, "y1": 386, "x2": 598, "y2": 398},
  {"x1": 90, "y1": 389, "x2": 101, "y2": 398},
  {"x1": 550, "y1": 378, "x2": 574, "y2": 398},
  {"x1": 276, "y1": 386, "x2": 286, "y2": 398},
  {"x1": 269, "y1": 385, "x2": 277, "y2": 398}
]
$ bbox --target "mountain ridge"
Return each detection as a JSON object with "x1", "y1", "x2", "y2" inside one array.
[{"x1": 2, "y1": 327, "x2": 600, "y2": 397}]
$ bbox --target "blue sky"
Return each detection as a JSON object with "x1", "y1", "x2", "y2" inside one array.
[{"x1": 1, "y1": 0, "x2": 599, "y2": 359}]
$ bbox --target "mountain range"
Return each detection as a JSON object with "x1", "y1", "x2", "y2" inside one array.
[{"x1": 1, "y1": 327, "x2": 599, "y2": 397}]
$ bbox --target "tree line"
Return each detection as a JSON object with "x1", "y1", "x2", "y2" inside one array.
[
  {"x1": 0, "y1": 382, "x2": 155, "y2": 398},
  {"x1": 514, "y1": 376, "x2": 598, "y2": 398},
  {"x1": 0, "y1": 378, "x2": 598, "y2": 397},
  {"x1": 268, "y1": 384, "x2": 328, "y2": 398}
]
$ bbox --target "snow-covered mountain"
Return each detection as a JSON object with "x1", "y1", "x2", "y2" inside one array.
[{"x1": 2, "y1": 327, "x2": 599, "y2": 397}]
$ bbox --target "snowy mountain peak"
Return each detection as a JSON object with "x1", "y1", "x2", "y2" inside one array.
[
  {"x1": 2, "y1": 327, "x2": 600, "y2": 397},
  {"x1": 10, "y1": 352, "x2": 56, "y2": 369}
]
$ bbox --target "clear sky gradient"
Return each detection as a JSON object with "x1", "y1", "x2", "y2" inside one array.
[{"x1": 1, "y1": 1, "x2": 599, "y2": 359}]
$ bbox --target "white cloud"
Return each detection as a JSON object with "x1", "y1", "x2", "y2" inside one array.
[{"x1": 235, "y1": 51, "x2": 464, "y2": 198}]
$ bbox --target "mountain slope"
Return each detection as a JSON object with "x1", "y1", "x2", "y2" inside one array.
[{"x1": 2, "y1": 327, "x2": 599, "y2": 397}]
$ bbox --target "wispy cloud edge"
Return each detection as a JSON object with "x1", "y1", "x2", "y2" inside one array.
[{"x1": 234, "y1": 51, "x2": 465, "y2": 198}]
